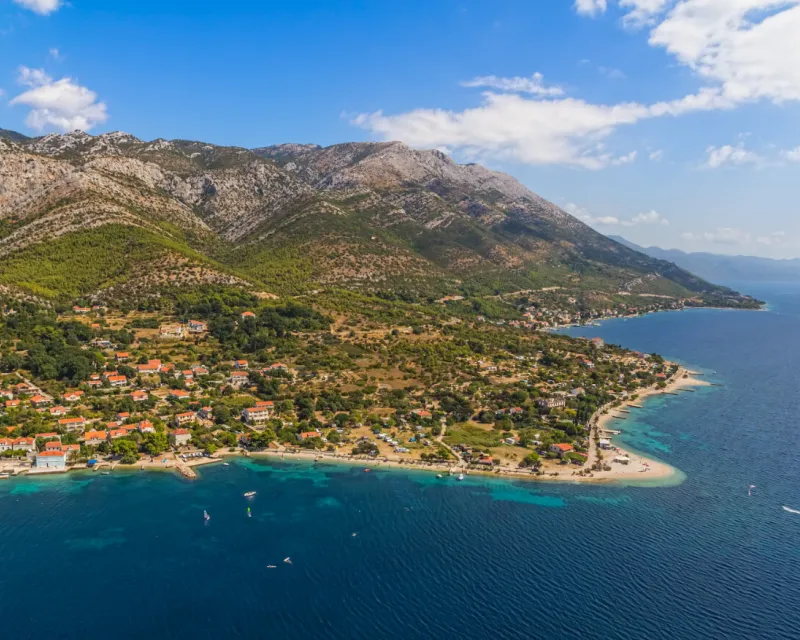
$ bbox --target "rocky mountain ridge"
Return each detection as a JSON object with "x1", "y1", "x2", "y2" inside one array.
[{"x1": 0, "y1": 128, "x2": 754, "y2": 306}]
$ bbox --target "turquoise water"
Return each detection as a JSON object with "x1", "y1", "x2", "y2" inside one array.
[{"x1": 2, "y1": 284, "x2": 800, "y2": 639}]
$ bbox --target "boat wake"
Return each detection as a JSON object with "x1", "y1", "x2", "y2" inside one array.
[{"x1": 782, "y1": 506, "x2": 800, "y2": 514}]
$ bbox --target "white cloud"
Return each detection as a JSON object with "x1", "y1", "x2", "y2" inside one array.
[
  {"x1": 619, "y1": 0, "x2": 672, "y2": 27},
  {"x1": 461, "y1": 72, "x2": 564, "y2": 97},
  {"x1": 704, "y1": 143, "x2": 763, "y2": 169},
  {"x1": 567, "y1": 203, "x2": 669, "y2": 227},
  {"x1": 648, "y1": 0, "x2": 800, "y2": 105},
  {"x1": 649, "y1": 149, "x2": 664, "y2": 161},
  {"x1": 12, "y1": 0, "x2": 63, "y2": 15},
  {"x1": 756, "y1": 231, "x2": 786, "y2": 245},
  {"x1": 49, "y1": 47, "x2": 61, "y2": 61},
  {"x1": 574, "y1": 0, "x2": 608, "y2": 17},
  {"x1": 782, "y1": 146, "x2": 800, "y2": 162},
  {"x1": 598, "y1": 66, "x2": 626, "y2": 79},
  {"x1": 10, "y1": 66, "x2": 108, "y2": 132}
]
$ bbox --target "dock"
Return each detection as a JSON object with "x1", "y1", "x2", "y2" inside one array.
[{"x1": 175, "y1": 463, "x2": 197, "y2": 479}]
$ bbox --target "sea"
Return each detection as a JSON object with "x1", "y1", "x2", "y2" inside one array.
[{"x1": 2, "y1": 283, "x2": 799, "y2": 640}]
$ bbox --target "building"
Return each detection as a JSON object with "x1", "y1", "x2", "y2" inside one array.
[
  {"x1": 536, "y1": 397, "x2": 567, "y2": 410},
  {"x1": 229, "y1": 371, "x2": 250, "y2": 388},
  {"x1": 5, "y1": 399, "x2": 20, "y2": 409},
  {"x1": 187, "y1": 319, "x2": 208, "y2": 333},
  {"x1": 243, "y1": 401, "x2": 274, "y2": 425},
  {"x1": 37, "y1": 432, "x2": 60, "y2": 442},
  {"x1": 30, "y1": 395, "x2": 50, "y2": 408},
  {"x1": 63, "y1": 390, "x2": 84, "y2": 403},
  {"x1": 0, "y1": 438, "x2": 13, "y2": 452},
  {"x1": 45, "y1": 440, "x2": 63, "y2": 451},
  {"x1": 192, "y1": 366, "x2": 209, "y2": 377},
  {"x1": 171, "y1": 429, "x2": 191, "y2": 447},
  {"x1": 173, "y1": 412, "x2": 196, "y2": 427},
  {"x1": 233, "y1": 359, "x2": 249, "y2": 370},
  {"x1": 598, "y1": 439, "x2": 612, "y2": 450},
  {"x1": 136, "y1": 359, "x2": 162, "y2": 374},
  {"x1": 137, "y1": 420, "x2": 155, "y2": 434},
  {"x1": 108, "y1": 429, "x2": 128, "y2": 440},
  {"x1": 550, "y1": 443, "x2": 574, "y2": 457},
  {"x1": 49, "y1": 405, "x2": 69, "y2": 416},
  {"x1": 298, "y1": 431, "x2": 321, "y2": 441},
  {"x1": 198, "y1": 406, "x2": 214, "y2": 420},
  {"x1": 241, "y1": 311, "x2": 256, "y2": 320},
  {"x1": 107, "y1": 375, "x2": 127, "y2": 387},
  {"x1": 412, "y1": 409, "x2": 432, "y2": 419},
  {"x1": 115, "y1": 352, "x2": 130, "y2": 363},
  {"x1": 12, "y1": 437, "x2": 35, "y2": 452},
  {"x1": 59, "y1": 417, "x2": 86, "y2": 432},
  {"x1": 35, "y1": 450, "x2": 67, "y2": 470},
  {"x1": 591, "y1": 337, "x2": 605, "y2": 348},
  {"x1": 130, "y1": 391, "x2": 149, "y2": 403},
  {"x1": 169, "y1": 390, "x2": 191, "y2": 401},
  {"x1": 72, "y1": 306, "x2": 90, "y2": 314},
  {"x1": 159, "y1": 324, "x2": 185, "y2": 339},
  {"x1": 84, "y1": 430, "x2": 108, "y2": 446}
]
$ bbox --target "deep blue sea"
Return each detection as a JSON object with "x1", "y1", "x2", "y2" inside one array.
[{"x1": 2, "y1": 283, "x2": 800, "y2": 640}]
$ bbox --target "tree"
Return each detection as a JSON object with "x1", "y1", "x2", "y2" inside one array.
[
  {"x1": 142, "y1": 432, "x2": 168, "y2": 456},
  {"x1": 520, "y1": 452, "x2": 540, "y2": 468},
  {"x1": 112, "y1": 439, "x2": 139, "y2": 464}
]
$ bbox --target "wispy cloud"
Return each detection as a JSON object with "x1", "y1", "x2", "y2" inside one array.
[
  {"x1": 12, "y1": 0, "x2": 63, "y2": 16},
  {"x1": 49, "y1": 47, "x2": 62, "y2": 61},
  {"x1": 573, "y1": 0, "x2": 608, "y2": 17},
  {"x1": 682, "y1": 228, "x2": 787, "y2": 246},
  {"x1": 566, "y1": 203, "x2": 669, "y2": 227},
  {"x1": 704, "y1": 143, "x2": 763, "y2": 169},
  {"x1": 461, "y1": 72, "x2": 564, "y2": 97}
]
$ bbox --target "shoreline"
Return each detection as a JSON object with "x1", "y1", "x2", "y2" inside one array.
[{"x1": 1, "y1": 371, "x2": 709, "y2": 489}]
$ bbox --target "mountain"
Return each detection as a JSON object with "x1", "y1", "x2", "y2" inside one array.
[
  {"x1": 610, "y1": 236, "x2": 800, "y2": 285},
  {"x1": 0, "y1": 128, "x2": 757, "y2": 307}
]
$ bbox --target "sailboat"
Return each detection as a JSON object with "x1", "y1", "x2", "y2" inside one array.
[
  {"x1": 283, "y1": 557, "x2": 292, "y2": 564},
  {"x1": 203, "y1": 510, "x2": 211, "y2": 522}
]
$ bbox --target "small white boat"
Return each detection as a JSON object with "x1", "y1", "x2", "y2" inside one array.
[
  {"x1": 204, "y1": 510, "x2": 211, "y2": 522},
  {"x1": 244, "y1": 491, "x2": 256, "y2": 498},
  {"x1": 223, "y1": 463, "x2": 230, "y2": 466},
  {"x1": 458, "y1": 473, "x2": 464, "y2": 481},
  {"x1": 267, "y1": 565, "x2": 277, "y2": 569},
  {"x1": 436, "y1": 474, "x2": 443, "y2": 479},
  {"x1": 283, "y1": 557, "x2": 292, "y2": 564}
]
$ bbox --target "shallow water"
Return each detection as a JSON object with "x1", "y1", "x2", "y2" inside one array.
[{"x1": 1, "y1": 283, "x2": 799, "y2": 639}]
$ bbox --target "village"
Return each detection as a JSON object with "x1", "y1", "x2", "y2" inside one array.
[{"x1": 0, "y1": 292, "x2": 684, "y2": 482}]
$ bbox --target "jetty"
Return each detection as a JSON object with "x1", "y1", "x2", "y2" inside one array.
[{"x1": 175, "y1": 463, "x2": 197, "y2": 479}]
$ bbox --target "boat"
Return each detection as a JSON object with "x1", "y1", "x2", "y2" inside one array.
[
  {"x1": 458, "y1": 473, "x2": 464, "y2": 481},
  {"x1": 267, "y1": 565, "x2": 277, "y2": 569},
  {"x1": 243, "y1": 491, "x2": 256, "y2": 498},
  {"x1": 101, "y1": 471, "x2": 110, "y2": 475},
  {"x1": 364, "y1": 468, "x2": 371, "y2": 473},
  {"x1": 0, "y1": 473, "x2": 9, "y2": 480},
  {"x1": 247, "y1": 507, "x2": 252, "y2": 518},
  {"x1": 283, "y1": 557, "x2": 292, "y2": 564},
  {"x1": 223, "y1": 463, "x2": 230, "y2": 466},
  {"x1": 436, "y1": 474, "x2": 443, "y2": 479},
  {"x1": 204, "y1": 510, "x2": 211, "y2": 522}
]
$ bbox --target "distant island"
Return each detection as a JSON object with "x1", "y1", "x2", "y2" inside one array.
[{"x1": 610, "y1": 236, "x2": 800, "y2": 285}]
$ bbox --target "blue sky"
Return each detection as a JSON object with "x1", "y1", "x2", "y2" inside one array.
[{"x1": 2, "y1": 0, "x2": 800, "y2": 258}]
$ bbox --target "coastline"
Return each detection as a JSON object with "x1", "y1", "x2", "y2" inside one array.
[{"x1": 1, "y1": 369, "x2": 708, "y2": 489}]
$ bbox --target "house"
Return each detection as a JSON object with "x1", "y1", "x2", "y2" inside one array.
[
  {"x1": 267, "y1": 363, "x2": 288, "y2": 372},
  {"x1": 12, "y1": 437, "x2": 35, "y2": 452},
  {"x1": 115, "y1": 352, "x2": 130, "y2": 363},
  {"x1": 509, "y1": 407, "x2": 524, "y2": 416},
  {"x1": 130, "y1": 391, "x2": 149, "y2": 403},
  {"x1": 45, "y1": 440, "x2": 63, "y2": 451},
  {"x1": 504, "y1": 437, "x2": 518, "y2": 446},
  {"x1": 169, "y1": 389, "x2": 191, "y2": 401},
  {"x1": 83, "y1": 430, "x2": 108, "y2": 446},
  {"x1": 108, "y1": 429, "x2": 128, "y2": 440},
  {"x1": 59, "y1": 417, "x2": 86, "y2": 432},
  {"x1": 63, "y1": 390, "x2": 84, "y2": 403},
  {"x1": 137, "y1": 420, "x2": 155, "y2": 434},
  {"x1": 116, "y1": 412, "x2": 130, "y2": 422},
  {"x1": 159, "y1": 324, "x2": 185, "y2": 339},
  {"x1": 192, "y1": 366, "x2": 209, "y2": 377},
  {"x1": 229, "y1": 371, "x2": 250, "y2": 388},
  {"x1": 87, "y1": 375, "x2": 103, "y2": 388},
  {"x1": 187, "y1": 319, "x2": 208, "y2": 333},
  {"x1": 598, "y1": 438, "x2": 612, "y2": 450},
  {"x1": 72, "y1": 306, "x2": 90, "y2": 314},
  {"x1": 412, "y1": 409, "x2": 432, "y2": 419},
  {"x1": 5, "y1": 399, "x2": 20, "y2": 409},
  {"x1": 0, "y1": 390, "x2": 13, "y2": 400},
  {"x1": 180, "y1": 370, "x2": 194, "y2": 381},
  {"x1": 550, "y1": 443, "x2": 574, "y2": 457},
  {"x1": 35, "y1": 450, "x2": 67, "y2": 470},
  {"x1": 536, "y1": 397, "x2": 567, "y2": 410},
  {"x1": 136, "y1": 359, "x2": 162, "y2": 374},
  {"x1": 198, "y1": 406, "x2": 214, "y2": 420},
  {"x1": 14, "y1": 383, "x2": 32, "y2": 395},
  {"x1": 171, "y1": 429, "x2": 191, "y2": 447},
  {"x1": 30, "y1": 395, "x2": 50, "y2": 408},
  {"x1": 37, "y1": 432, "x2": 60, "y2": 442},
  {"x1": 243, "y1": 401, "x2": 274, "y2": 425},
  {"x1": 233, "y1": 359, "x2": 249, "y2": 370},
  {"x1": 591, "y1": 337, "x2": 605, "y2": 348},
  {"x1": 49, "y1": 405, "x2": 69, "y2": 416},
  {"x1": 0, "y1": 438, "x2": 13, "y2": 452},
  {"x1": 107, "y1": 375, "x2": 127, "y2": 388},
  {"x1": 298, "y1": 431, "x2": 321, "y2": 441},
  {"x1": 240, "y1": 311, "x2": 256, "y2": 320},
  {"x1": 476, "y1": 456, "x2": 494, "y2": 466},
  {"x1": 173, "y1": 412, "x2": 196, "y2": 427}
]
